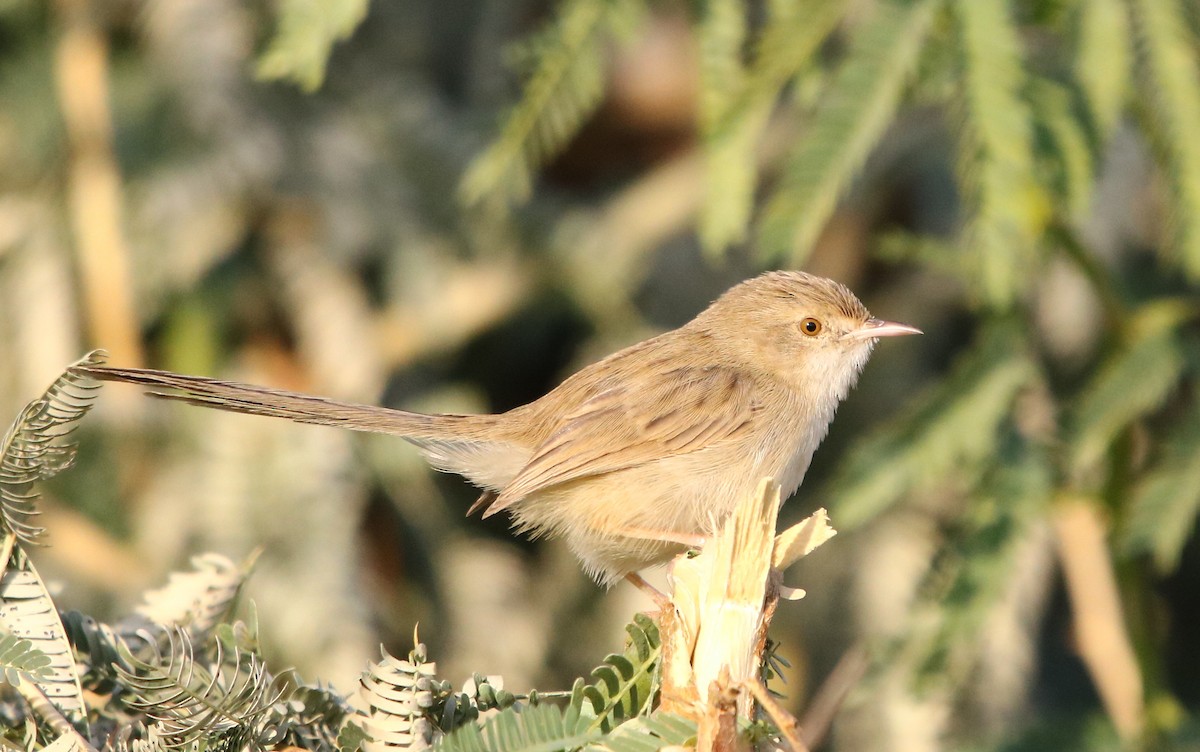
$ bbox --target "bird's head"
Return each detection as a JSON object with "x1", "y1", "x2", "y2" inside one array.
[{"x1": 696, "y1": 270, "x2": 921, "y2": 402}]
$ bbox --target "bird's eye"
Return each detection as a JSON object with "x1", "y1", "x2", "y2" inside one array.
[{"x1": 800, "y1": 317, "x2": 822, "y2": 336}]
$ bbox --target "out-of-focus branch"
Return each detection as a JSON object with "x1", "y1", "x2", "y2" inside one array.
[
  {"x1": 1053, "y1": 495, "x2": 1144, "y2": 741},
  {"x1": 53, "y1": 0, "x2": 144, "y2": 370}
]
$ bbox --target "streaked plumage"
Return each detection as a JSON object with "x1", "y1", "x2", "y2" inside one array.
[{"x1": 77, "y1": 271, "x2": 919, "y2": 584}]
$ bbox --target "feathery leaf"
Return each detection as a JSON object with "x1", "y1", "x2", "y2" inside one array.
[
  {"x1": 581, "y1": 614, "x2": 661, "y2": 732},
  {"x1": 459, "y1": 0, "x2": 644, "y2": 207},
  {"x1": 256, "y1": 0, "x2": 370, "y2": 92},
  {"x1": 587, "y1": 712, "x2": 697, "y2": 751},
  {"x1": 0, "y1": 553, "x2": 88, "y2": 733},
  {"x1": 952, "y1": 0, "x2": 1047, "y2": 308},
  {"x1": 910, "y1": 434, "x2": 1052, "y2": 685},
  {"x1": 433, "y1": 702, "x2": 601, "y2": 752},
  {"x1": 115, "y1": 626, "x2": 289, "y2": 751},
  {"x1": 696, "y1": 0, "x2": 751, "y2": 254},
  {"x1": 134, "y1": 553, "x2": 251, "y2": 637},
  {"x1": 1122, "y1": 401, "x2": 1200, "y2": 573},
  {"x1": 698, "y1": 0, "x2": 847, "y2": 255},
  {"x1": 1, "y1": 351, "x2": 104, "y2": 545},
  {"x1": 0, "y1": 631, "x2": 52, "y2": 685},
  {"x1": 356, "y1": 643, "x2": 441, "y2": 750},
  {"x1": 1067, "y1": 301, "x2": 1190, "y2": 475},
  {"x1": 1030, "y1": 76, "x2": 1096, "y2": 221},
  {"x1": 830, "y1": 324, "x2": 1035, "y2": 529},
  {"x1": 1130, "y1": 0, "x2": 1200, "y2": 280},
  {"x1": 1075, "y1": 0, "x2": 1131, "y2": 141},
  {"x1": 757, "y1": 0, "x2": 939, "y2": 265}
]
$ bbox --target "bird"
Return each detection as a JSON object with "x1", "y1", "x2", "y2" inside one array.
[{"x1": 75, "y1": 271, "x2": 920, "y2": 586}]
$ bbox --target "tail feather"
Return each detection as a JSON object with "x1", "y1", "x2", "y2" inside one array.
[{"x1": 73, "y1": 364, "x2": 482, "y2": 439}]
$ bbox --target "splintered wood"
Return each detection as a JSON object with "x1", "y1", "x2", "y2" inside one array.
[{"x1": 659, "y1": 479, "x2": 836, "y2": 751}]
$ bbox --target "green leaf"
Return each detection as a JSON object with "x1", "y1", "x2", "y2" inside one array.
[
  {"x1": 337, "y1": 719, "x2": 371, "y2": 752},
  {"x1": 0, "y1": 632, "x2": 52, "y2": 685},
  {"x1": 952, "y1": 0, "x2": 1048, "y2": 308},
  {"x1": 757, "y1": 0, "x2": 940, "y2": 265},
  {"x1": 255, "y1": 0, "x2": 370, "y2": 92},
  {"x1": 698, "y1": 0, "x2": 847, "y2": 255},
  {"x1": 909, "y1": 435, "x2": 1052, "y2": 686},
  {"x1": 1, "y1": 351, "x2": 104, "y2": 545},
  {"x1": 588, "y1": 712, "x2": 698, "y2": 751},
  {"x1": 1030, "y1": 76, "x2": 1096, "y2": 221},
  {"x1": 459, "y1": 0, "x2": 645, "y2": 208},
  {"x1": 1122, "y1": 401, "x2": 1200, "y2": 573},
  {"x1": 1067, "y1": 302, "x2": 1190, "y2": 475},
  {"x1": 581, "y1": 614, "x2": 661, "y2": 732},
  {"x1": 1074, "y1": 0, "x2": 1132, "y2": 141},
  {"x1": 1130, "y1": 0, "x2": 1200, "y2": 280},
  {"x1": 434, "y1": 703, "x2": 601, "y2": 752},
  {"x1": 696, "y1": 0, "x2": 750, "y2": 255},
  {"x1": 830, "y1": 324, "x2": 1035, "y2": 529}
]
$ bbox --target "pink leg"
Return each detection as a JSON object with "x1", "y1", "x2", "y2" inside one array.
[{"x1": 624, "y1": 572, "x2": 670, "y2": 610}]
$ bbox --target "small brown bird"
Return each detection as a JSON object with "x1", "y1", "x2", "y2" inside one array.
[{"x1": 78, "y1": 271, "x2": 919, "y2": 585}]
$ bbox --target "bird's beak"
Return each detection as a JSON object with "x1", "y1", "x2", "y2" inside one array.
[{"x1": 847, "y1": 318, "x2": 923, "y2": 340}]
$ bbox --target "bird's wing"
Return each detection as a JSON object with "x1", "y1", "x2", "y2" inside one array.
[{"x1": 482, "y1": 365, "x2": 760, "y2": 516}]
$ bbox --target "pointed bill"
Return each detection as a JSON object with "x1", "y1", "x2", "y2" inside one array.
[{"x1": 847, "y1": 317, "x2": 923, "y2": 340}]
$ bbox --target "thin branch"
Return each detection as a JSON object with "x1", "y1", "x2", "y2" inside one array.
[{"x1": 1053, "y1": 496, "x2": 1144, "y2": 741}]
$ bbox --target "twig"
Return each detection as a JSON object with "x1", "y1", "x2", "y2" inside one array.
[
  {"x1": 797, "y1": 643, "x2": 869, "y2": 749},
  {"x1": 53, "y1": 0, "x2": 144, "y2": 369},
  {"x1": 1052, "y1": 495, "x2": 1143, "y2": 741},
  {"x1": 743, "y1": 679, "x2": 809, "y2": 752}
]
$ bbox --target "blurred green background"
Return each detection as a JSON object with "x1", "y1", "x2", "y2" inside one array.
[{"x1": 2, "y1": 0, "x2": 1199, "y2": 749}]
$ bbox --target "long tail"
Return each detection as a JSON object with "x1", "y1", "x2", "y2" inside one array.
[{"x1": 72, "y1": 364, "x2": 488, "y2": 439}]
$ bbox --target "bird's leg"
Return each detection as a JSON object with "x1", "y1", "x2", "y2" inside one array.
[
  {"x1": 624, "y1": 572, "x2": 670, "y2": 611},
  {"x1": 615, "y1": 526, "x2": 708, "y2": 549}
]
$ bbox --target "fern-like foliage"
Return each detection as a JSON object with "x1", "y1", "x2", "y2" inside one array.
[
  {"x1": 459, "y1": 0, "x2": 645, "y2": 207},
  {"x1": 0, "y1": 631, "x2": 52, "y2": 685},
  {"x1": 696, "y1": 0, "x2": 751, "y2": 255},
  {"x1": 951, "y1": 0, "x2": 1046, "y2": 308},
  {"x1": 0, "y1": 553, "x2": 89, "y2": 733},
  {"x1": 1, "y1": 350, "x2": 103, "y2": 545},
  {"x1": 434, "y1": 701, "x2": 600, "y2": 752},
  {"x1": 255, "y1": 0, "x2": 370, "y2": 92},
  {"x1": 355, "y1": 642, "x2": 443, "y2": 750},
  {"x1": 587, "y1": 712, "x2": 696, "y2": 752},
  {"x1": 115, "y1": 626, "x2": 290, "y2": 751},
  {"x1": 756, "y1": 0, "x2": 939, "y2": 264},
  {"x1": 1130, "y1": 0, "x2": 1200, "y2": 280},
  {"x1": 906, "y1": 434, "x2": 1052, "y2": 686},
  {"x1": 580, "y1": 613, "x2": 660, "y2": 732},
  {"x1": 829, "y1": 324, "x2": 1035, "y2": 529},
  {"x1": 134, "y1": 553, "x2": 252, "y2": 638},
  {"x1": 60, "y1": 610, "x2": 137, "y2": 691},
  {"x1": 267, "y1": 680, "x2": 354, "y2": 751},
  {"x1": 1067, "y1": 301, "x2": 1190, "y2": 476},
  {"x1": 1029, "y1": 76, "x2": 1096, "y2": 222},
  {"x1": 1121, "y1": 400, "x2": 1200, "y2": 572},
  {"x1": 697, "y1": 0, "x2": 846, "y2": 255},
  {"x1": 1074, "y1": 0, "x2": 1132, "y2": 142}
]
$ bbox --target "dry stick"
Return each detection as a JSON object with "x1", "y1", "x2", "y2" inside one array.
[
  {"x1": 1053, "y1": 496, "x2": 1144, "y2": 741},
  {"x1": 743, "y1": 679, "x2": 810, "y2": 752},
  {"x1": 797, "y1": 643, "x2": 869, "y2": 749},
  {"x1": 53, "y1": 0, "x2": 144, "y2": 370}
]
